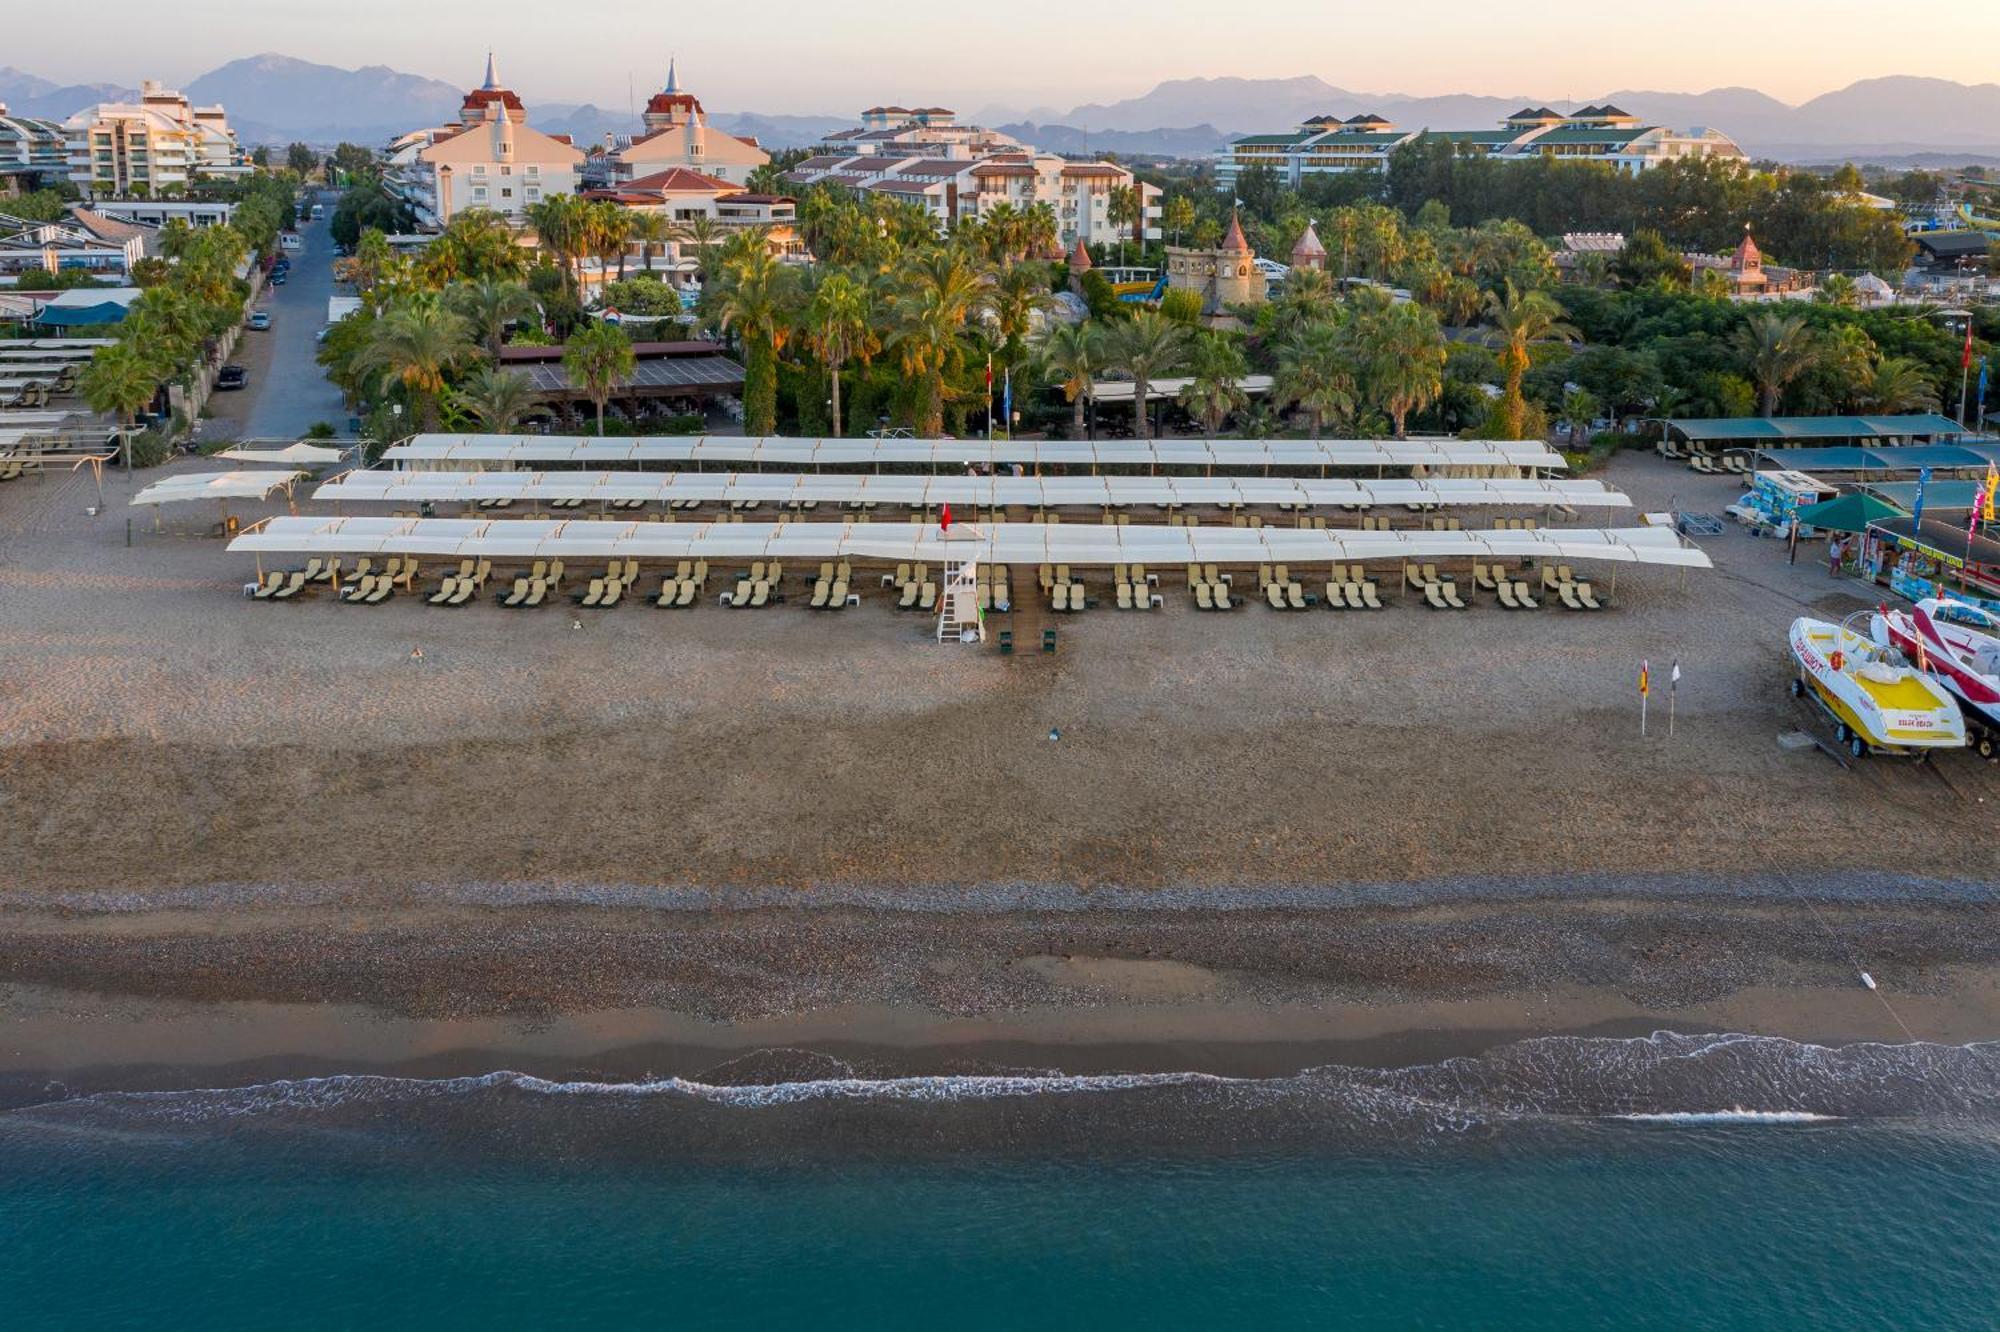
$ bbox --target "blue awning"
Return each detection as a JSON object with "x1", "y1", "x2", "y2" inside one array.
[
  {"x1": 35, "y1": 301, "x2": 129, "y2": 327},
  {"x1": 1666, "y1": 413, "x2": 1969, "y2": 443},
  {"x1": 1753, "y1": 443, "x2": 2000, "y2": 472}
]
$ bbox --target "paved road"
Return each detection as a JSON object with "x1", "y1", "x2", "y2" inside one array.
[{"x1": 205, "y1": 201, "x2": 349, "y2": 442}]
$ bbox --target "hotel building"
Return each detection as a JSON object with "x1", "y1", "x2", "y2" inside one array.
[
  {"x1": 62, "y1": 82, "x2": 250, "y2": 199},
  {"x1": 386, "y1": 56, "x2": 584, "y2": 229},
  {"x1": 1217, "y1": 106, "x2": 1745, "y2": 191},
  {"x1": 595, "y1": 63, "x2": 769, "y2": 188},
  {"x1": 0, "y1": 105, "x2": 69, "y2": 190},
  {"x1": 786, "y1": 107, "x2": 1162, "y2": 250}
]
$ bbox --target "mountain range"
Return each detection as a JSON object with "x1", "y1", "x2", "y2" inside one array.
[{"x1": 6, "y1": 57, "x2": 2000, "y2": 163}]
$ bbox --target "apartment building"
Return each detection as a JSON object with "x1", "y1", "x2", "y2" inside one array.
[{"x1": 63, "y1": 82, "x2": 249, "y2": 198}]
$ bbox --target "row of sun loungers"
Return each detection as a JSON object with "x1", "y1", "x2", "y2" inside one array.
[
  {"x1": 884, "y1": 562, "x2": 940, "y2": 611},
  {"x1": 808, "y1": 560, "x2": 855, "y2": 610},
  {"x1": 1185, "y1": 563, "x2": 1239, "y2": 611},
  {"x1": 653, "y1": 560, "x2": 709, "y2": 608},
  {"x1": 1323, "y1": 563, "x2": 1385, "y2": 611}
]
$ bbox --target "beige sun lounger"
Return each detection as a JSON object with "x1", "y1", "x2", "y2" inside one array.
[
  {"x1": 1512, "y1": 580, "x2": 1539, "y2": 609},
  {"x1": 1422, "y1": 582, "x2": 1449, "y2": 610},
  {"x1": 896, "y1": 581, "x2": 920, "y2": 610},
  {"x1": 918, "y1": 582, "x2": 938, "y2": 612}
]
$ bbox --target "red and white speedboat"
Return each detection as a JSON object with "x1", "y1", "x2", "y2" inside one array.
[{"x1": 1872, "y1": 599, "x2": 2000, "y2": 758}]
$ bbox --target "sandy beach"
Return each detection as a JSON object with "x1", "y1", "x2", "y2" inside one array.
[{"x1": 1, "y1": 451, "x2": 1996, "y2": 1087}]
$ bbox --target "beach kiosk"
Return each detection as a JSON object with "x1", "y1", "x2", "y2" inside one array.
[{"x1": 1727, "y1": 470, "x2": 1838, "y2": 537}]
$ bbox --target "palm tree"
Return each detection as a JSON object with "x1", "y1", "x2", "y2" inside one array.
[
  {"x1": 987, "y1": 263, "x2": 1056, "y2": 369},
  {"x1": 1099, "y1": 310, "x2": 1188, "y2": 440},
  {"x1": 426, "y1": 207, "x2": 527, "y2": 283},
  {"x1": 1818, "y1": 273, "x2": 1859, "y2": 308},
  {"x1": 355, "y1": 298, "x2": 480, "y2": 432},
  {"x1": 627, "y1": 211, "x2": 678, "y2": 277},
  {"x1": 1482, "y1": 280, "x2": 1578, "y2": 439},
  {"x1": 804, "y1": 270, "x2": 879, "y2": 438},
  {"x1": 1267, "y1": 268, "x2": 1337, "y2": 340},
  {"x1": 1020, "y1": 202, "x2": 1060, "y2": 261},
  {"x1": 80, "y1": 342, "x2": 162, "y2": 443},
  {"x1": 448, "y1": 278, "x2": 540, "y2": 361},
  {"x1": 562, "y1": 321, "x2": 637, "y2": 436},
  {"x1": 679, "y1": 216, "x2": 723, "y2": 278},
  {"x1": 524, "y1": 194, "x2": 587, "y2": 298},
  {"x1": 889, "y1": 248, "x2": 993, "y2": 437},
  {"x1": 1857, "y1": 356, "x2": 1940, "y2": 414},
  {"x1": 452, "y1": 364, "x2": 540, "y2": 433},
  {"x1": 1177, "y1": 332, "x2": 1249, "y2": 439},
  {"x1": 1275, "y1": 321, "x2": 1356, "y2": 437},
  {"x1": 1731, "y1": 312, "x2": 1820, "y2": 417},
  {"x1": 979, "y1": 201, "x2": 1023, "y2": 264},
  {"x1": 1106, "y1": 185, "x2": 1140, "y2": 265},
  {"x1": 1164, "y1": 195, "x2": 1196, "y2": 247},
  {"x1": 711, "y1": 243, "x2": 797, "y2": 436},
  {"x1": 1035, "y1": 321, "x2": 1100, "y2": 440},
  {"x1": 1359, "y1": 302, "x2": 1447, "y2": 439},
  {"x1": 1559, "y1": 386, "x2": 1601, "y2": 446},
  {"x1": 589, "y1": 200, "x2": 636, "y2": 283}
]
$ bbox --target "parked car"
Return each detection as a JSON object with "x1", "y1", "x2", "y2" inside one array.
[
  {"x1": 216, "y1": 365, "x2": 248, "y2": 391},
  {"x1": 246, "y1": 312, "x2": 272, "y2": 331},
  {"x1": 269, "y1": 270, "x2": 287, "y2": 286}
]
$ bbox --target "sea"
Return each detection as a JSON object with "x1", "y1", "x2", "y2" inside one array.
[{"x1": 4, "y1": 1031, "x2": 1996, "y2": 1328}]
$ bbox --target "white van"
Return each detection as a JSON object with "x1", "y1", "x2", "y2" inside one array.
[{"x1": 309, "y1": 203, "x2": 325, "y2": 220}]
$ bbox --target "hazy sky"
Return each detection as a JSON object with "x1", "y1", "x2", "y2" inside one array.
[{"x1": 16, "y1": 0, "x2": 2000, "y2": 115}]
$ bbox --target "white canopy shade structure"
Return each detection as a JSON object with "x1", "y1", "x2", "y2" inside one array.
[
  {"x1": 131, "y1": 470, "x2": 308, "y2": 507},
  {"x1": 315, "y1": 469, "x2": 1629, "y2": 512},
  {"x1": 382, "y1": 434, "x2": 1567, "y2": 473},
  {"x1": 231, "y1": 515, "x2": 1711, "y2": 571},
  {"x1": 213, "y1": 442, "x2": 353, "y2": 467},
  {"x1": 1089, "y1": 375, "x2": 1276, "y2": 403}
]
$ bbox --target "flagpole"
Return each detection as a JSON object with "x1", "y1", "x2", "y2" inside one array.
[{"x1": 1668, "y1": 658, "x2": 1679, "y2": 739}]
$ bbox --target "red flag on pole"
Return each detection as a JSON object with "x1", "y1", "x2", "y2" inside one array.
[{"x1": 940, "y1": 502, "x2": 953, "y2": 532}]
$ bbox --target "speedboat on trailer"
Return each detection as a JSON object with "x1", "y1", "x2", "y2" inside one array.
[
  {"x1": 1872, "y1": 599, "x2": 2000, "y2": 759},
  {"x1": 1788, "y1": 615, "x2": 1967, "y2": 760}
]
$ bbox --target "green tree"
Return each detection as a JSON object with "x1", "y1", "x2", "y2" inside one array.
[
  {"x1": 1035, "y1": 320, "x2": 1101, "y2": 440},
  {"x1": 1164, "y1": 194, "x2": 1196, "y2": 246},
  {"x1": 888, "y1": 248, "x2": 993, "y2": 437},
  {"x1": 1559, "y1": 386, "x2": 1601, "y2": 445},
  {"x1": 1481, "y1": 280, "x2": 1577, "y2": 439},
  {"x1": 804, "y1": 270, "x2": 879, "y2": 438},
  {"x1": 1099, "y1": 310, "x2": 1188, "y2": 440},
  {"x1": 1177, "y1": 331, "x2": 1249, "y2": 439},
  {"x1": 356, "y1": 298, "x2": 480, "y2": 432},
  {"x1": 1731, "y1": 312, "x2": 1820, "y2": 417},
  {"x1": 711, "y1": 242, "x2": 798, "y2": 436},
  {"x1": 286, "y1": 142, "x2": 318, "y2": 176},
  {"x1": 1107, "y1": 185, "x2": 1140, "y2": 265},
  {"x1": 80, "y1": 342, "x2": 162, "y2": 441},
  {"x1": 561, "y1": 321, "x2": 637, "y2": 435},
  {"x1": 448, "y1": 277, "x2": 540, "y2": 360},
  {"x1": 1358, "y1": 301, "x2": 1447, "y2": 439},
  {"x1": 1856, "y1": 356, "x2": 1939, "y2": 414},
  {"x1": 452, "y1": 364, "x2": 540, "y2": 432},
  {"x1": 987, "y1": 263, "x2": 1056, "y2": 369},
  {"x1": 1276, "y1": 321, "x2": 1356, "y2": 437}
]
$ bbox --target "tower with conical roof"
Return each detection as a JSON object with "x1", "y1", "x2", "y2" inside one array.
[
  {"x1": 1164, "y1": 207, "x2": 1268, "y2": 324},
  {"x1": 1290, "y1": 220, "x2": 1326, "y2": 272},
  {"x1": 460, "y1": 51, "x2": 526, "y2": 125},
  {"x1": 642, "y1": 59, "x2": 706, "y2": 134}
]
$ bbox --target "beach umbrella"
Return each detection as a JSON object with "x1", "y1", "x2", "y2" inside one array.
[{"x1": 1796, "y1": 493, "x2": 1907, "y2": 535}]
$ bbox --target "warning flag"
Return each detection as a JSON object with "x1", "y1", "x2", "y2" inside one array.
[
  {"x1": 940, "y1": 502, "x2": 953, "y2": 532},
  {"x1": 1639, "y1": 661, "x2": 1651, "y2": 698}
]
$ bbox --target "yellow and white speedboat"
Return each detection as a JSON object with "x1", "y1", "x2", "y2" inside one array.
[{"x1": 1789, "y1": 616, "x2": 1967, "y2": 759}]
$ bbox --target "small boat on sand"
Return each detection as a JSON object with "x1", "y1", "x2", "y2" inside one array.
[
  {"x1": 1788, "y1": 615, "x2": 1966, "y2": 759},
  {"x1": 1872, "y1": 599, "x2": 2000, "y2": 759}
]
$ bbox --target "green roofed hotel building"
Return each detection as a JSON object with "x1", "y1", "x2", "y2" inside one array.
[{"x1": 1217, "y1": 106, "x2": 1744, "y2": 192}]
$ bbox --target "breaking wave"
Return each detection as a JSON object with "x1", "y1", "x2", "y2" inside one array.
[{"x1": 5, "y1": 1033, "x2": 1993, "y2": 1158}]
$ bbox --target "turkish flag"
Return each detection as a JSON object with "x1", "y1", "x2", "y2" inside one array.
[{"x1": 940, "y1": 502, "x2": 953, "y2": 532}]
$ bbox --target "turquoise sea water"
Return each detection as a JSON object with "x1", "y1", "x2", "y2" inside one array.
[{"x1": 5, "y1": 1036, "x2": 1998, "y2": 1328}]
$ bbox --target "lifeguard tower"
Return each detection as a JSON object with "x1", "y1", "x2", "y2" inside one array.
[{"x1": 936, "y1": 518, "x2": 987, "y2": 644}]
